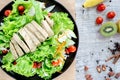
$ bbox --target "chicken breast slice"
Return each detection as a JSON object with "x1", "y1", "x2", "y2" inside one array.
[
  {"x1": 45, "y1": 16, "x2": 54, "y2": 27},
  {"x1": 41, "y1": 20, "x2": 54, "y2": 37},
  {"x1": 24, "y1": 26, "x2": 40, "y2": 46},
  {"x1": 13, "y1": 34, "x2": 30, "y2": 53},
  {"x1": 26, "y1": 23, "x2": 45, "y2": 42},
  {"x1": 10, "y1": 42, "x2": 18, "y2": 60},
  {"x1": 11, "y1": 39, "x2": 24, "y2": 57},
  {"x1": 19, "y1": 28, "x2": 36, "y2": 52},
  {"x1": 31, "y1": 21, "x2": 48, "y2": 39}
]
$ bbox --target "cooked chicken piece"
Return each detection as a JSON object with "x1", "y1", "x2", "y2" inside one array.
[
  {"x1": 19, "y1": 28, "x2": 36, "y2": 52},
  {"x1": 13, "y1": 34, "x2": 30, "y2": 53},
  {"x1": 45, "y1": 16, "x2": 54, "y2": 27},
  {"x1": 26, "y1": 23, "x2": 45, "y2": 42},
  {"x1": 41, "y1": 20, "x2": 54, "y2": 37},
  {"x1": 24, "y1": 27, "x2": 40, "y2": 46},
  {"x1": 11, "y1": 39, "x2": 24, "y2": 57},
  {"x1": 31, "y1": 21, "x2": 48, "y2": 39},
  {"x1": 10, "y1": 42, "x2": 18, "y2": 60}
]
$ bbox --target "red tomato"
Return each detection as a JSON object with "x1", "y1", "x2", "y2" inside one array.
[
  {"x1": 18, "y1": 5, "x2": 25, "y2": 12},
  {"x1": 37, "y1": 63, "x2": 42, "y2": 68},
  {"x1": 4, "y1": 10, "x2": 11, "y2": 17},
  {"x1": 52, "y1": 59, "x2": 60, "y2": 66},
  {"x1": 67, "y1": 45, "x2": 76, "y2": 53},
  {"x1": 97, "y1": 3, "x2": 106, "y2": 12},
  {"x1": 107, "y1": 11, "x2": 116, "y2": 19},
  {"x1": 13, "y1": 61, "x2": 17, "y2": 65},
  {"x1": 48, "y1": 13, "x2": 52, "y2": 17},
  {"x1": 96, "y1": 16, "x2": 103, "y2": 24},
  {"x1": 33, "y1": 62, "x2": 38, "y2": 68},
  {"x1": 2, "y1": 50, "x2": 8, "y2": 54}
]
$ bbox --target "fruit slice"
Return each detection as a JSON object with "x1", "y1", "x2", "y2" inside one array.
[
  {"x1": 83, "y1": 0, "x2": 104, "y2": 8},
  {"x1": 100, "y1": 22, "x2": 117, "y2": 37},
  {"x1": 116, "y1": 20, "x2": 120, "y2": 33}
]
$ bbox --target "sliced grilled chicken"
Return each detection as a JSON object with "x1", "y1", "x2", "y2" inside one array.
[
  {"x1": 31, "y1": 21, "x2": 48, "y2": 39},
  {"x1": 10, "y1": 42, "x2": 18, "y2": 60},
  {"x1": 19, "y1": 28, "x2": 36, "y2": 52},
  {"x1": 13, "y1": 34, "x2": 30, "y2": 53},
  {"x1": 41, "y1": 20, "x2": 54, "y2": 37},
  {"x1": 26, "y1": 23, "x2": 45, "y2": 42},
  {"x1": 11, "y1": 39, "x2": 24, "y2": 57},
  {"x1": 45, "y1": 16, "x2": 54, "y2": 27},
  {"x1": 24, "y1": 26, "x2": 40, "y2": 46}
]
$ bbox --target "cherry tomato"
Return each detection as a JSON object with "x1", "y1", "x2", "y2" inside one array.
[
  {"x1": 13, "y1": 61, "x2": 17, "y2": 65},
  {"x1": 18, "y1": 5, "x2": 25, "y2": 12},
  {"x1": 67, "y1": 45, "x2": 77, "y2": 53},
  {"x1": 107, "y1": 11, "x2": 116, "y2": 19},
  {"x1": 2, "y1": 50, "x2": 8, "y2": 54},
  {"x1": 33, "y1": 62, "x2": 38, "y2": 68},
  {"x1": 97, "y1": 3, "x2": 106, "y2": 12},
  {"x1": 48, "y1": 13, "x2": 52, "y2": 17},
  {"x1": 37, "y1": 63, "x2": 42, "y2": 68},
  {"x1": 52, "y1": 59, "x2": 60, "y2": 67},
  {"x1": 4, "y1": 10, "x2": 11, "y2": 17},
  {"x1": 96, "y1": 16, "x2": 103, "y2": 24}
]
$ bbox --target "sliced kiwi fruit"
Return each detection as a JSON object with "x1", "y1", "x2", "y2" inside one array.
[
  {"x1": 116, "y1": 20, "x2": 120, "y2": 33},
  {"x1": 100, "y1": 22, "x2": 117, "y2": 37}
]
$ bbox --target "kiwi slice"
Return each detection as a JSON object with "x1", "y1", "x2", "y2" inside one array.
[
  {"x1": 100, "y1": 22, "x2": 117, "y2": 37},
  {"x1": 116, "y1": 20, "x2": 120, "y2": 33}
]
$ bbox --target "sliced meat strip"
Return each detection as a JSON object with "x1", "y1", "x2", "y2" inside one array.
[
  {"x1": 26, "y1": 23, "x2": 45, "y2": 42},
  {"x1": 10, "y1": 42, "x2": 18, "y2": 60},
  {"x1": 24, "y1": 26, "x2": 40, "y2": 46},
  {"x1": 13, "y1": 33, "x2": 30, "y2": 53},
  {"x1": 18, "y1": 28, "x2": 36, "y2": 52},
  {"x1": 41, "y1": 20, "x2": 54, "y2": 37},
  {"x1": 45, "y1": 16, "x2": 54, "y2": 27},
  {"x1": 11, "y1": 38, "x2": 24, "y2": 57},
  {"x1": 31, "y1": 21, "x2": 48, "y2": 39}
]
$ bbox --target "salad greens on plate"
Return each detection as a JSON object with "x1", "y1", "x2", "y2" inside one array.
[{"x1": 0, "y1": 0, "x2": 77, "y2": 79}]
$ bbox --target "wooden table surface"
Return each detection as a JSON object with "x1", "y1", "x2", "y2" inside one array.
[{"x1": 0, "y1": 0, "x2": 75, "y2": 80}]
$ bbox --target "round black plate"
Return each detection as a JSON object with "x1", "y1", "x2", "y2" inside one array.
[{"x1": 0, "y1": 0, "x2": 79, "y2": 80}]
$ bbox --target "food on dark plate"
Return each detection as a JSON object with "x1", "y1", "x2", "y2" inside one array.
[{"x1": 0, "y1": 0, "x2": 77, "y2": 79}]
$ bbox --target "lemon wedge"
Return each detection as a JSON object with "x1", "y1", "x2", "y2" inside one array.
[{"x1": 83, "y1": 0, "x2": 104, "y2": 8}]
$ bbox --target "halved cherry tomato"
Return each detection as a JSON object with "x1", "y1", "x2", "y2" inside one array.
[
  {"x1": 2, "y1": 50, "x2": 8, "y2": 54},
  {"x1": 33, "y1": 62, "x2": 38, "y2": 68},
  {"x1": 96, "y1": 16, "x2": 103, "y2": 24},
  {"x1": 107, "y1": 11, "x2": 116, "y2": 19},
  {"x1": 13, "y1": 61, "x2": 17, "y2": 65},
  {"x1": 67, "y1": 45, "x2": 76, "y2": 53},
  {"x1": 4, "y1": 10, "x2": 11, "y2": 17},
  {"x1": 18, "y1": 5, "x2": 25, "y2": 12},
  {"x1": 52, "y1": 59, "x2": 61, "y2": 67},
  {"x1": 48, "y1": 13, "x2": 52, "y2": 17},
  {"x1": 97, "y1": 3, "x2": 106, "y2": 12}
]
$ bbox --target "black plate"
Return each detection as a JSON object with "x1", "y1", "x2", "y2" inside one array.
[{"x1": 0, "y1": 0, "x2": 79, "y2": 80}]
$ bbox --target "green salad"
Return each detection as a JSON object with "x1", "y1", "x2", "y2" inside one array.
[{"x1": 0, "y1": 0, "x2": 77, "y2": 79}]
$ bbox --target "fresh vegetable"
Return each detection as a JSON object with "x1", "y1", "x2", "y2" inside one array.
[
  {"x1": 2, "y1": 50, "x2": 8, "y2": 54},
  {"x1": 66, "y1": 45, "x2": 76, "y2": 54},
  {"x1": 97, "y1": 3, "x2": 106, "y2": 12},
  {"x1": 18, "y1": 5, "x2": 25, "y2": 12},
  {"x1": 4, "y1": 10, "x2": 11, "y2": 17},
  {"x1": 107, "y1": 11, "x2": 116, "y2": 19},
  {"x1": 100, "y1": 22, "x2": 117, "y2": 37},
  {"x1": 83, "y1": 0, "x2": 104, "y2": 8},
  {"x1": 52, "y1": 59, "x2": 61, "y2": 67},
  {"x1": 96, "y1": 16, "x2": 103, "y2": 24}
]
